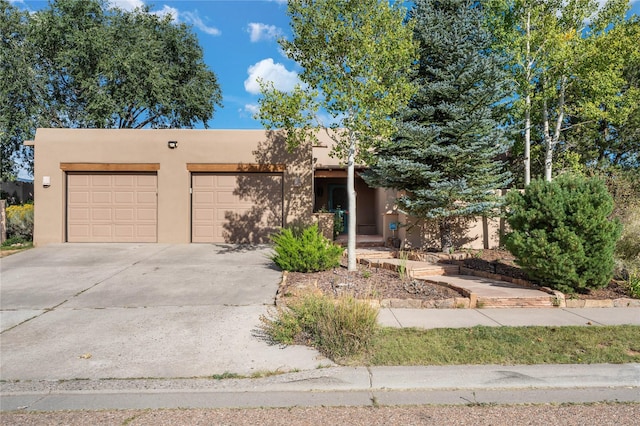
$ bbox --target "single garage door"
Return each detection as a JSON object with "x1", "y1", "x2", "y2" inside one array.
[
  {"x1": 67, "y1": 173, "x2": 157, "y2": 242},
  {"x1": 192, "y1": 173, "x2": 283, "y2": 243}
]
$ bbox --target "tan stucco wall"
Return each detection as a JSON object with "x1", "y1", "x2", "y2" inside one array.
[
  {"x1": 398, "y1": 215, "x2": 504, "y2": 251},
  {"x1": 31, "y1": 128, "x2": 312, "y2": 246}
]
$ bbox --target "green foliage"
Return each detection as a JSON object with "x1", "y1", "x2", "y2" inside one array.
[
  {"x1": 270, "y1": 224, "x2": 343, "y2": 272},
  {"x1": 505, "y1": 174, "x2": 622, "y2": 293},
  {"x1": 333, "y1": 210, "x2": 344, "y2": 238},
  {"x1": 614, "y1": 196, "x2": 640, "y2": 281},
  {"x1": 259, "y1": 293, "x2": 379, "y2": 360},
  {"x1": 6, "y1": 203, "x2": 34, "y2": 241},
  {"x1": 483, "y1": 0, "x2": 635, "y2": 182},
  {"x1": 625, "y1": 272, "x2": 640, "y2": 299},
  {"x1": 1, "y1": 0, "x2": 35, "y2": 180},
  {"x1": 363, "y1": 0, "x2": 512, "y2": 251},
  {"x1": 257, "y1": 0, "x2": 417, "y2": 271},
  {"x1": 1, "y1": 236, "x2": 32, "y2": 247},
  {"x1": 1, "y1": 0, "x2": 222, "y2": 178},
  {"x1": 616, "y1": 208, "x2": 640, "y2": 264}
]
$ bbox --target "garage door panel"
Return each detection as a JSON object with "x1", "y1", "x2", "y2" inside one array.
[
  {"x1": 68, "y1": 192, "x2": 89, "y2": 204},
  {"x1": 68, "y1": 207, "x2": 89, "y2": 220},
  {"x1": 92, "y1": 192, "x2": 112, "y2": 203},
  {"x1": 114, "y1": 192, "x2": 134, "y2": 203},
  {"x1": 137, "y1": 208, "x2": 157, "y2": 221},
  {"x1": 217, "y1": 191, "x2": 240, "y2": 204},
  {"x1": 92, "y1": 175, "x2": 111, "y2": 186},
  {"x1": 194, "y1": 192, "x2": 214, "y2": 204},
  {"x1": 137, "y1": 225, "x2": 157, "y2": 237},
  {"x1": 92, "y1": 225, "x2": 112, "y2": 238},
  {"x1": 114, "y1": 225, "x2": 134, "y2": 236},
  {"x1": 136, "y1": 176, "x2": 156, "y2": 187},
  {"x1": 192, "y1": 173, "x2": 283, "y2": 243},
  {"x1": 137, "y1": 192, "x2": 156, "y2": 204},
  {"x1": 114, "y1": 208, "x2": 134, "y2": 220},
  {"x1": 92, "y1": 208, "x2": 112, "y2": 220},
  {"x1": 67, "y1": 173, "x2": 157, "y2": 242}
]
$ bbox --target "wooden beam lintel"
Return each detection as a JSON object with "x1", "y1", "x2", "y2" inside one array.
[
  {"x1": 61, "y1": 163, "x2": 160, "y2": 172},
  {"x1": 187, "y1": 163, "x2": 286, "y2": 173}
]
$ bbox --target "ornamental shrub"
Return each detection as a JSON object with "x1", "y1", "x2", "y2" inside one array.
[
  {"x1": 6, "y1": 203, "x2": 34, "y2": 241},
  {"x1": 270, "y1": 224, "x2": 343, "y2": 272},
  {"x1": 504, "y1": 174, "x2": 622, "y2": 294}
]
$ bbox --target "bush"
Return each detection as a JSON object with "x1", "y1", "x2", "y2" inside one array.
[
  {"x1": 614, "y1": 202, "x2": 640, "y2": 277},
  {"x1": 270, "y1": 224, "x2": 343, "y2": 272},
  {"x1": 259, "y1": 293, "x2": 379, "y2": 360},
  {"x1": 504, "y1": 174, "x2": 621, "y2": 294},
  {"x1": 6, "y1": 204, "x2": 34, "y2": 241}
]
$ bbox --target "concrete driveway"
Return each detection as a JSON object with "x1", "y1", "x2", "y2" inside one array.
[{"x1": 0, "y1": 244, "x2": 327, "y2": 381}]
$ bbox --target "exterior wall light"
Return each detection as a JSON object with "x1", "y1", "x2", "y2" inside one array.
[
  {"x1": 293, "y1": 176, "x2": 302, "y2": 187},
  {"x1": 168, "y1": 140, "x2": 178, "y2": 149}
]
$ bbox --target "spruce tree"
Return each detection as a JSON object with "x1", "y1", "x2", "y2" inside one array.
[{"x1": 363, "y1": 0, "x2": 512, "y2": 251}]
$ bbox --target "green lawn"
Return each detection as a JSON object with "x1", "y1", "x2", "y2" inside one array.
[{"x1": 345, "y1": 325, "x2": 640, "y2": 366}]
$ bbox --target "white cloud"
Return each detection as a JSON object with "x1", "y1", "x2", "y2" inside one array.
[
  {"x1": 247, "y1": 23, "x2": 282, "y2": 42},
  {"x1": 244, "y1": 58, "x2": 300, "y2": 95},
  {"x1": 110, "y1": 0, "x2": 145, "y2": 11},
  {"x1": 244, "y1": 104, "x2": 260, "y2": 116},
  {"x1": 111, "y1": 2, "x2": 220, "y2": 36},
  {"x1": 154, "y1": 5, "x2": 179, "y2": 21},
  {"x1": 182, "y1": 11, "x2": 221, "y2": 36}
]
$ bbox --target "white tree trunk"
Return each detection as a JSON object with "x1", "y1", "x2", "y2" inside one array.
[
  {"x1": 543, "y1": 97, "x2": 553, "y2": 182},
  {"x1": 524, "y1": 9, "x2": 532, "y2": 186},
  {"x1": 543, "y1": 75, "x2": 566, "y2": 182},
  {"x1": 525, "y1": 94, "x2": 531, "y2": 186},
  {"x1": 347, "y1": 129, "x2": 357, "y2": 272}
]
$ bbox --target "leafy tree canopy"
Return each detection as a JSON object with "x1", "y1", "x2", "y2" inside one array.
[
  {"x1": 483, "y1": 0, "x2": 638, "y2": 183},
  {"x1": 0, "y1": 0, "x2": 222, "y2": 179}
]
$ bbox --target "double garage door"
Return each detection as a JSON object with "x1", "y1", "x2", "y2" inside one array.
[{"x1": 66, "y1": 172, "x2": 283, "y2": 243}]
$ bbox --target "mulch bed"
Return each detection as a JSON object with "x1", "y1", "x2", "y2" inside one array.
[
  {"x1": 281, "y1": 249, "x2": 634, "y2": 302},
  {"x1": 281, "y1": 260, "x2": 460, "y2": 302}
]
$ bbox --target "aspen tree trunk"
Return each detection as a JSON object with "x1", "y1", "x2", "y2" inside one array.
[
  {"x1": 543, "y1": 75, "x2": 566, "y2": 182},
  {"x1": 347, "y1": 128, "x2": 357, "y2": 271},
  {"x1": 524, "y1": 9, "x2": 532, "y2": 186}
]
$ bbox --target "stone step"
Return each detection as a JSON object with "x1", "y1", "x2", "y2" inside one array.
[
  {"x1": 411, "y1": 264, "x2": 460, "y2": 277},
  {"x1": 354, "y1": 248, "x2": 395, "y2": 259},
  {"x1": 477, "y1": 297, "x2": 557, "y2": 309},
  {"x1": 355, "y1": 241, "x2": 386, "y2": 248},
  {"x1": 358, "y1": 258, "x2": 457, "y2": 277}
]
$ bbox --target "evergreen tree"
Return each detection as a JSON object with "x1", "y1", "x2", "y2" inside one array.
[{"x1": 363, "y1": 0, "x2": 512, "y2": 252}]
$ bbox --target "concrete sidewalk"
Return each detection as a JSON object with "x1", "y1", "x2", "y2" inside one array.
[
  {"x1": 379, "y1": 307, "x2": 640, "y2": 329},
  {"x1": 2, "y1": 364, "x2": 639, "y2": 411}
]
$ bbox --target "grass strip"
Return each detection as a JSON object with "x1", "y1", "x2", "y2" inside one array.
[{"x1": 350, "y1": 325, "x2": 640, "y2": 366}]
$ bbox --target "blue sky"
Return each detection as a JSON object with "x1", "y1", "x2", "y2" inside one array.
[{"x1": 10, "y1": 0, "x2": 640, "y2": 131}]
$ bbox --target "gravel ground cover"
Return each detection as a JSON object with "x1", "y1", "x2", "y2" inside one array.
[{"x1": 2, "y1": 403, "x2": 639, "y2": 425}]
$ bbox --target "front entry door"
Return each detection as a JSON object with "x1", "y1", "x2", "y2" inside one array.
[{"x1": 328, "y1": 184, "x2": 348, "y2": 234}]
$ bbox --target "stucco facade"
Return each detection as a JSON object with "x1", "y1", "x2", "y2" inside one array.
[
  {"x1": 28, "y1": 127, "x2": 502, "y2": 250},
  {"x1": 28, "y1": 128, "x2": 313, "y2": 246}
]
